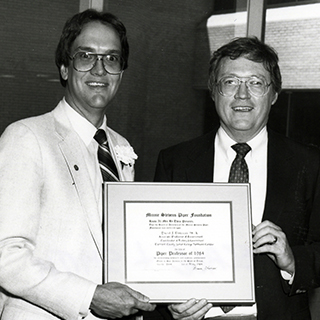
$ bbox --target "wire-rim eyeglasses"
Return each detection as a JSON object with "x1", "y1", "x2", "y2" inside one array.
[{"x1": 215, "y1": 76, "x2": 272, "y2": 97}]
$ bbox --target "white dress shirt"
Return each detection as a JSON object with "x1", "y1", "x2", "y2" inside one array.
[
  {"x1": 214, "y1": 126, "x2": 268, "y2": 226},
  {"x1": 206, "y1": 126, "x2": 268, "y2": 317}
]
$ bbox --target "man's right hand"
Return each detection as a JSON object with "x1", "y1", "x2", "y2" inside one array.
[{"x1": 90, "y1": 282, "x2": 156, "y2": 319}]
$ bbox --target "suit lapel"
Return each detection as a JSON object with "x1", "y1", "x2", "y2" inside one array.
[
  {"x1": 186, "y1": 131, "x2": 215, "y2": 182},
  {"x1": 52, "y1": 104, "x2": 103, "y2": 259},
  {"x1": 263, "y1": 130, "x2": 295, "y2": 222},
  {"x1": 107, "y1": 129, "x2": 135, "y2": 182}
]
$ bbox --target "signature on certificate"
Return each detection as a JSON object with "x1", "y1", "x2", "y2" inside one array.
[{"x1": 192, "y1": 264, "x2": 216, "y2": 271}]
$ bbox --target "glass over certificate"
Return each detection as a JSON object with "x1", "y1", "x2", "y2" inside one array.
[{"x1": 104, "y1": 182, "x2": 255, "y2": 304}]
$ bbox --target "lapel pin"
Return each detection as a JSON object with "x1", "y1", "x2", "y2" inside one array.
[{"x1": 74, "y1": 165, "x2": 79, "y2": 171}]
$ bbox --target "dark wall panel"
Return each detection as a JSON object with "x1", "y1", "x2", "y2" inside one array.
[
  {"x1": 0, "y1": 1, "x2": 78, "y2": 129},
  {"x1": 106, "y1": 0, "x2": 214, "y2": 181},
  {"x1": 0, "y1": 0, "x2": 214, "y2": 182}
]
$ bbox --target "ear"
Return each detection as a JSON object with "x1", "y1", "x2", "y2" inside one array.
[
  {"x1": 210, "y1": 86, "x2": 216, "y2": 102},
  {"x1": 60, "y1": 64, "x2": 69, "y2": 81},
  {"x1": 208, "y1": 77, "x2": 215, "y2": 102},
  {"x1": 271, "y1": 92, "x2": 278, "y2": 105}
]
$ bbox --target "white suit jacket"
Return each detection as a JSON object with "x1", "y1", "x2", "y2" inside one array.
[{"x1": 0, "y1": 102, "x2": 135, "y2": 319}]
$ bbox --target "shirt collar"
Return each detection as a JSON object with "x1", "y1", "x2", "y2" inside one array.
[
  {"x1": 216, "y1": 126, "x2": 268, "y2": 160},
  {"x1": 61, "y1": 98, "x2": 108, "y2": 146}
]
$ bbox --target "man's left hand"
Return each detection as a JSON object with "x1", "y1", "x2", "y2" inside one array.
[
  {"x1": 252, "y1": 220, "x2": 295, "y2": 275},
  {"x1": 168, "y1": 298, "x2": 213, "y2": 320}
]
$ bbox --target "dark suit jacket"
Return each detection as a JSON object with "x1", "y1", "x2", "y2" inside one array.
[{"x1": 152, "y1": 128, "x2": 320, "y2": 320}]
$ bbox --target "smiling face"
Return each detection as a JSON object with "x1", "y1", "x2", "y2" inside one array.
[
  {"x1": 212, "y1": 56, "x2": 278, "y2": 142},
  {"x1": 60, "y1": 21, "x2": 123, "y2": 127}
]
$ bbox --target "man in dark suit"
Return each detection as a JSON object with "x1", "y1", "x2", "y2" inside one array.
[{"x1": 153, "y1": 37, "x2": 320, "y2": 319}]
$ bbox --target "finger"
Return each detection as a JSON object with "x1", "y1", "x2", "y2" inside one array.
[
  {"x1": 183, "y1": 299, "x2": 210, "y2": 315},
  {"x1": 130, "y1": 308, "x2": 139, "y2": 315},
  {"x1": 252, "y1": 224, "x2": 281, "y2": 242},
  {"x1": 271, "y1": 236, "x2": 278, "y2": 244},
  {"x1": 186, "y1": 300, "x2": 212, "y2": 319},
  {"x1": 127, "y1": 287, "x2": 151, "y2": 303},
  {"x1": 253, "y1": 233, "x2": 278, "y2": 248},
  {"x1": 134, "y1": 299, "x2": 156, "y2": 312},
  {"x1": 253, "y1": 243, "x2": 277, "y2": 255},
  {"x1": 169, "y1": 299, "x2": 198, "y2": 314},
  {"x1": 123, "y1": 287, "x2": 155, "y2": 312},
  {"x1": 253, "y1": 220, "x2": 282, "y2": 234},
  {"x1": 177, "y1": 305, "x2": 212, "y2": 320},
  {"x1": 169, "y1": 299, "x2": 211, "y2": 320}
]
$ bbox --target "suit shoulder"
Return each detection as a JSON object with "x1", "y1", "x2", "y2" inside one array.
[
  {"x1": 269, "y1": 129, "x2": 320, "y2": 161},
  {"x1": 5, "y1": 112, "x2": 53, "y2": 133},
  {"x1": 159, "y1": 130, "x2": 215, "y2": 157},
  {"x1": 1, "y1": 112, "x2": 55, "y2": 143}
]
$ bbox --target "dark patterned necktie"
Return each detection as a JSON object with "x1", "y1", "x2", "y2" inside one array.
[
  {"x1": 94, "y1": 129, "x2": 119, "y2": 181},
  {"x1": 228, "y1": 143, "x2": 251, "y2": 183}
]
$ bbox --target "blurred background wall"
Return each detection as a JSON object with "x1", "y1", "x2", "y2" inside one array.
[
  {"x1": 1, "y1": 0, "x2": 320, "y2": 181},
  {"x1": 0, "y1": 0, "x2": 214, "y2": 181},
  {"x1": 1, "y1": 0, "x2": 320, "y2": 317}
]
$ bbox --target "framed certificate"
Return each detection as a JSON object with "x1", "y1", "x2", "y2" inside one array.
[{"x1": 103, "y1": 182, "x2": 255, "y2": 304}]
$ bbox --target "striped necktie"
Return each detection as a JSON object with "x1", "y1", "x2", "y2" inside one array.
[
  {"x1": 94, "y1": 129, "x2": 119, "y2": 181},
  {"x1": 228, "y1": 143, "x2": 251, "y2": 183}
]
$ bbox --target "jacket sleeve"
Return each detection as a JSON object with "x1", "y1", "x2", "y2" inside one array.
[
  {"x1": 0, "y1": 122, "x2": 96, "y2": 320},
  {"x1": 289, "y1": 147, "x2": 320, "y2": 295},
  {"x1": 154, "y1": 150, "x2": 173, "y2": 182}
]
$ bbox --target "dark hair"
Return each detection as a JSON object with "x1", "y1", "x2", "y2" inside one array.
[
  {"x1": 208, "y1": 37, "x2": 282, "y2": 94},
  {"x1": 55, "y1": 9, "x2": 129, "y2": 87}
]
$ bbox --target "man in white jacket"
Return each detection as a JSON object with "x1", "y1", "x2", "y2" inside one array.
[{"x1": 0, "y1": 9, "x2": 155, "y2": 320}]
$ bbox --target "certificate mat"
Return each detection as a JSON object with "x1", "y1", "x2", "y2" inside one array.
[{"x1": 104, "y1": 182, "x2": 255, "y2": 304}]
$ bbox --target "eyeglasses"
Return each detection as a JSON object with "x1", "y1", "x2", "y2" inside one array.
[
  {"x1": 69, "y1": 52, "x2": 124, "y2": 75},
  {"x1": 216, "y1": 76, "x2": 272, "y2": 97}
]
